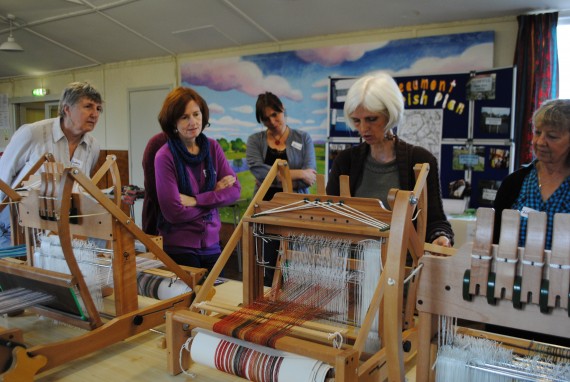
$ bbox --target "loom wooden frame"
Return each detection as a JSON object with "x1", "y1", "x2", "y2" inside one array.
[
  {"x1": 415, "y1": 208, "x2": 570, "y2": 382},
  {"x1": 166, "y1": 159, "x2": 432, "y2": 381},
  {"x1": 0, "y1": 155, "x2": 206, "y2": 381}
]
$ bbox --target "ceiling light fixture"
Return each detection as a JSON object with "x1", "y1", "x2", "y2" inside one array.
[{"x1": 0, "y1": 14, "x2": 23, "y2": 52}]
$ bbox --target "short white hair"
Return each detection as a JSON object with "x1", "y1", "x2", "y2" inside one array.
[{"x1": 343, "y1": 72, "x2": 404, "y2": 134}]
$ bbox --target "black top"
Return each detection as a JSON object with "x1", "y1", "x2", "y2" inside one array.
[{"x1": 263, "y1": 147, "x2": 288, "y2": 201}]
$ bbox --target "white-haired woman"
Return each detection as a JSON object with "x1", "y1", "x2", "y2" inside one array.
[{"x1": 326, "y1": 72, "x2": 453, "y2": 247}]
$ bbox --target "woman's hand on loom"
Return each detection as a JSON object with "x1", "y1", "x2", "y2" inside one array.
[{"x1": 432, "y1": 235, "x2": 451, "y2": 247}]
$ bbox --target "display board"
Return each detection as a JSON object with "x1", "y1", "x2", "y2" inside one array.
[{"x1": 327, "y1": 67, "x2": 516, "y2": 209}]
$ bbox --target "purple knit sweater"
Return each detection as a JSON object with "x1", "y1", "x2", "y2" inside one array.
[{"x1": 154, "y1": 137, "x2": 240, "y2": 249}]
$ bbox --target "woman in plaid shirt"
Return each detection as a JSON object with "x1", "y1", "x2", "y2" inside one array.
[{"x1": 493, "y1": 99, "x2": 570, "y2": 249}]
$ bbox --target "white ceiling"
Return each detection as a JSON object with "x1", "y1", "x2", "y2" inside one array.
[{"x1": 0, "y1": 0, "x2": 569, "y2": 80}]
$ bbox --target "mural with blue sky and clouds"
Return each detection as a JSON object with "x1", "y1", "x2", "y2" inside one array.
[
  {"x1": 180, "y1": 31, "x2": 494, "y2": 145},
  {"x1": 179, "y1": 31, "x2": 494, "y2": 204}
]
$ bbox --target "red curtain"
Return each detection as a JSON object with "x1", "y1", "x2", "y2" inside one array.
[{"x1": 513, "y1": 12, "x2": 559, "y2": 167}]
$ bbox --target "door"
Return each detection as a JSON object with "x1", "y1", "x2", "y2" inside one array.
[{"x1": 128, "y1": 86, "x2": 171, "y2": 226}]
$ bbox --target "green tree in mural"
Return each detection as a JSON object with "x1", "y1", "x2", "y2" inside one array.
[
  {"x1": 217, "y1": 138, "x2": 230, "y2": 152},
  {"x1": 231, "y1": 138, "x2": 247, "y2": 153}
]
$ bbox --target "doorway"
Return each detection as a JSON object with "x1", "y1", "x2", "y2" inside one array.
[{"x1": 128, "y1": 86, "x2": 171, "y2": 226}]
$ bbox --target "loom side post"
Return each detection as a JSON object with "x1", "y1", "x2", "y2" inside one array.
[
  {"x1": 316, "y1": 173, "x2": 326, "y2": 194},
  {"x1": 278, "y1": 160, "x2": 293, "y2": 192},
  {"x1": 339, "y1": 175, "x2": 350, "y2": 197},
  {"x1": 383, "y1": 189, "x2": 415, "y2": 382},
  {"x1": 334, "y1": 348, "x2": 359, "y2": 382},
  {"x1": 165, "y1": 310, "x2": 189, "y2": 375},
  {"x1": 57, "y1": 168, "x2": 104, "y2": 328},
  {"x1": 412, "y1": 163, "x2": 428, "y2": 251},
  {"x1": 111, "y1": 221, "x2": 138, "y2": 315},
  {"x1": 416, "y1": 311, "x2": 436, "y2": 382}
]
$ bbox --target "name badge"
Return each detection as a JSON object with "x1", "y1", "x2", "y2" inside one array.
[
  {"x1": 71, "y1": 158, "x2": 83, "y2": 168},
  {"x1": 291, "y1": 141, "x2": 303, "y2": 150},
  {"x1": 520, "y1": 206, "x2": 537, "y2": 219}
]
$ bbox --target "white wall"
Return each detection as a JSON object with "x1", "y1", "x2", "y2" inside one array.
[{"x1": 0, "y1": 16, "x2": 518, "y2": 151}]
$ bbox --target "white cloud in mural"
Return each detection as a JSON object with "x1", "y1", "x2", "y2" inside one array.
[
  {"x1": 181, "y1": 57, "x2": 303, "y2": 101},
  {"x1": 296, "y1": 42, "x2": 389, "y2": 67},
  {"x1": 209, "y1": 103, "x2": 225, "y2": 114},
  {"x1": 312, "y1": 108, "x2": 328, "y2": 115},
  {"x1": 286, "y1": 116, "x2": 302, "y2": 125},
  {"x1": 391, "y1": 43, "x2": 494, "y2": 76},
  {"x1": 211, "y1": 115, "x2": 257, "y2": 128},
  {"x1": 313, "y1": 76, "x2": 337, "y2": 88},
  {"x1": 206, "y1": 124, "x2": 245, "y2": 139},
  {"x1": 312, "y1": 92, "x2": 328, "y2": 101},
  {"x1": 231, "y1": 105, "x2": 254, "y2": 114},
  {"x1": 299, "y1": 119, "x2": 329, "y2": 141},
  {"x1": 306, "y1": 119, "x2": 315, "y2": 124}
]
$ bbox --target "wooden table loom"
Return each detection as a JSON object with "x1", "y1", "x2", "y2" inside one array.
[
  {"x1": 415, "y1": 207, "x2": 570, "y2": 382},
  {"x1": 166, "y1": 159, "x2": 435, "y2": 382},
  {"x1": 0, "y1": 155, "x2": 206, "y2": 382}
]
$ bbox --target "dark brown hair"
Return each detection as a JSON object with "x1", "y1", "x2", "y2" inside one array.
[
  {"x1": 255, "y1": 92, "x2": 284, "y2": 124},
  {"x1": 158, "y1": 87, "x2": 209, "y2": 139}
]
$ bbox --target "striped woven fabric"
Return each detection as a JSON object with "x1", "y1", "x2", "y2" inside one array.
[
  {"x1": 191, "y1": 329, "x2": 332, "y2": 382},
  {"x1": 0, "y1": 244, "x2": 27, "y2": 258},
  {"x1": 0, "y1": 287, "x2": 55, "y2": 314}
]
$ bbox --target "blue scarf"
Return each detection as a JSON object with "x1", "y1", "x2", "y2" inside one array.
[{"x1": 167, "y1": 133, "x2": 216, "y2": 196}]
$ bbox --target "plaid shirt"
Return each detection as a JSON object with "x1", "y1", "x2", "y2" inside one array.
[{"x1": 512, "y1": 164, "x2": 570, "y2": 249}]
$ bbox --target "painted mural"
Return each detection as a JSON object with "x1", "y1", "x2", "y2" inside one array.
[{"x1": 179, "y1": 31, "x2": 494, "y2": 203}]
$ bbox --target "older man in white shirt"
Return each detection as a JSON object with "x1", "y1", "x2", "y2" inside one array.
[{"x1": 0, "y1": 81, "x2": 103, "y2": 247}]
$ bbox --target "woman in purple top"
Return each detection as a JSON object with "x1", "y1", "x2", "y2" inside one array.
[{"x1": 154, "y1": 87, "x2": 241, "y2": 270}]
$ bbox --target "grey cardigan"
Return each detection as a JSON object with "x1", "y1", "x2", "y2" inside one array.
[{"x1": 246, "y1": 127, "x2": 317, "y2": 194}]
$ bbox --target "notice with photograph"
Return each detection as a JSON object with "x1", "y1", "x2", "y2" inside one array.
[
  {"x1": 477, "y1": 179, "x2": 501, "y2": 207},
  {"x1": 489, "y1": 147, "x2": 510, "y2": 169},
  {"x1": 479, "y1": 107, "x2": 511, "y2": 136},
  {"x1": 452, "y1": 146, "x2": 485, "y2": 171},
  {"x1": 467, "y1": 73, "x2": 496, "y2": 101}
]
